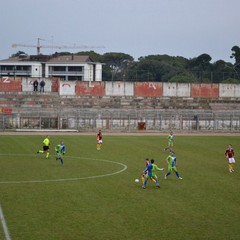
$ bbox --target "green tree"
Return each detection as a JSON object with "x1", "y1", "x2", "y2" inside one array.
[
  {"x1": 11, "y1": 51, "x2": 27, "y2": 57},
  {"x1": 102, "y1": 52, "x2": 134, "y2": 81},
  {"x1": 75, "y1": 51, "x2": 103, "y2": 62},
  {"x1": 139, "y1": 54, "x2": 188, "y2": 69},
  {"x1": 230, "y1": 45, "x2": 240, "y2": 76},
  {"x1": 187, "y1": 54, "x2": 213, "y2": 82},
  {"x1": 189, "y1": 54, "x2": 212, "y2": 71},
  {"x1": 127, "y1": 59, "x2": 171, "y2": 82},
  {"x1": 169, "y1": 73, "x2": 196, "y2": 83},
  {"x1": 127, "y1": 55, "x2": 187, "y2": 82},
  {"x1": 222, "y1": 78, "x2": 240, "y2": 84},
  {"x1": 212, "y1": 61, "x2": 239, "y2": 82}
]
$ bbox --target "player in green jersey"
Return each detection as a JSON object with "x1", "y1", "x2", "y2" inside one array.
[
  {"x1": 165, "y1": 151, "x2": 183, "y2": 180},
  {"x1": 164, "y1": 131, "x2": 174, "y2": 152},
  {"x1": 55, "y1": 141, "x2": 65, "y2": 166},
  {"x1": 142, "y1": 159, "x2": 164, "y2": 189}
]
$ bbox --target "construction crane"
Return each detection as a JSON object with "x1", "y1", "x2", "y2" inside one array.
[{"x1": 12, "y1": 38, "x2": 105, "y2": 55}]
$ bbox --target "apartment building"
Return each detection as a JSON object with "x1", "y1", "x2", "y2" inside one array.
[{"x1": 0, "y1": 54, "x2": 103, "y2": 81}]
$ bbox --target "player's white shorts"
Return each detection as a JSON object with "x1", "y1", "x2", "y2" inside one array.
[
  {"x1": 98, "y1": 140, "x2": 103, "y2": 144},
  {"x1": 228, "y1": 157, "x2": 235, "y2": 163}
]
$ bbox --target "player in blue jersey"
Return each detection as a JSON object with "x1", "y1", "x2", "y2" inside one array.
[
  {"x1": 55, "y1": 141, "x2": 65, "y2": 166},
  {"x1": 165, "y1": 151, "x2": 182, "y2": 180},
  {"x1": 142, "y1": 159, "x2": 164, "y2": 189}
]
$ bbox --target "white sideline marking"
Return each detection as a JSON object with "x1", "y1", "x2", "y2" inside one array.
[
  {"x1": 16, "y1": 129, "x2": 78, "y2": 132},
  {"x1": 0, "y1": 154, "x2": 128, "y2": 184},
  {"x1": 0, "y1": 204, "x2": 11, "y2": 240}
]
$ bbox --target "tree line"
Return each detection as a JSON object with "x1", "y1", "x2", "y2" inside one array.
[{"x1": 12, "y1": 45, "x2": 240, "y2": 83}]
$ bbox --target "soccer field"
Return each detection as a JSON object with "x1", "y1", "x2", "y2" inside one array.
[{"x1": 0, "y1": 134, "x2": 239, "y2": 240}]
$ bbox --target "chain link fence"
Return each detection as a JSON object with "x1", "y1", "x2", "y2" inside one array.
[
  {"x1": 1, "y1": 109, "x2": 240, "y2": 132},
  {"x1": 108, "y1": 70, "x2": 240, "y2": 83}
]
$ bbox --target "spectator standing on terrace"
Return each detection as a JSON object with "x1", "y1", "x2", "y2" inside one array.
[
  {"x1": 40, "y1": 79, "x2": 45, "y2": 92},
  {"x1": 33, "y1": 79, "x2": 38, "y2": 92}
]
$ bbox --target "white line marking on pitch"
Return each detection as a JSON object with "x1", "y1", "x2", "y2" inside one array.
[
  {"x1": 0, "y1": 154, "x2": 128, "y2": 184},
  {"x1": 0, "y1": 204, "x2": 11, "y2": 240}
]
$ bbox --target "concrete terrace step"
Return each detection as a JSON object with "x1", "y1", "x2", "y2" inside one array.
[{"x1": 1, "y1": 93, "x2": 240, "y2": 113}]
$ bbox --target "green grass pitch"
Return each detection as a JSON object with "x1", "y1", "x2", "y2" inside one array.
[{"x1": 0, "y1": 134, "x2": 239, "y2": 240}]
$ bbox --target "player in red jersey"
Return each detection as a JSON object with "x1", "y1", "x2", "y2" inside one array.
[
  {"x1": 141, "y1": 158, "x2": 150, "y2": 183},
  {"x1": 96, "y1": 130, "x2": 103, "y2": 150},
  {"x1": 225, "y1": 144, "x2": 235, "y2": 173}
]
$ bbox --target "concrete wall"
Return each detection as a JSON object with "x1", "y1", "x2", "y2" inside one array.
[
  {"x1": 219, "y1": 84, "x2": 240, "y2": 98},
  {"x1": 2, "y1": 77, "x2": 240, "y2": 99},
  {"x1": 163, "y1": 83, "x2": 191, "y2": 97},
  {"x1": 21, "y1": 78, "x2": 52, "y2": 92},
  {"x1": 30, "y1": 63, "x2": 42, "y2": 78},
  {"x1": 105, "y1": 82, "x2": 134, "y2": 96},
  {"x1": 95, "y1": 64, "x2": 102, "y2": 81},
  {"x1": 59, "y1": 81, "x2": 76, "y2": 95}
]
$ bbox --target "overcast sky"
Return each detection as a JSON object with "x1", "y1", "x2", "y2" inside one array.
[{"x1": 1, "y1": 0, "x2": 239, "y2": 63}]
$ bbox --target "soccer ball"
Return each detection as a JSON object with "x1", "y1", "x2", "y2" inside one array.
[{"x1": 135, "y1": 179, "x2": 139, "y2": 183}]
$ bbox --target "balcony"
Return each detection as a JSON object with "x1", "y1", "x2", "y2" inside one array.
[{"x1": 0, "y1": 69, "x2": 31, "y2": 77}]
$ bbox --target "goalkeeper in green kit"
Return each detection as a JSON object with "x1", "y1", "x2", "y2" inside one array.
[{"x1": 55, "y1": 141, "x2": 65, "y2": 166}]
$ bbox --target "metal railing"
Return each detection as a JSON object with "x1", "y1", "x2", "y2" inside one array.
[{"x1": 1, "y1": 109, "x2": 240, "y2": 132}]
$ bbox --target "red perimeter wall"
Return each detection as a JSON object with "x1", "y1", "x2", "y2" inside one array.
[
  {"x1": 191, "y1": 84, "x2": 219, "y2": 98},
  {"x1": 51, "y1": 77, "x2": 59, "y2": 92},
  {"x1": 134, "y1": 82, "x2": 163, "y2": 97},
  {"x1": 75, "y1": 82, "x2": 105, "y2": 96},
  {"x1": 0, "y1": 77, "x2": 22, "y2": 92}
]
